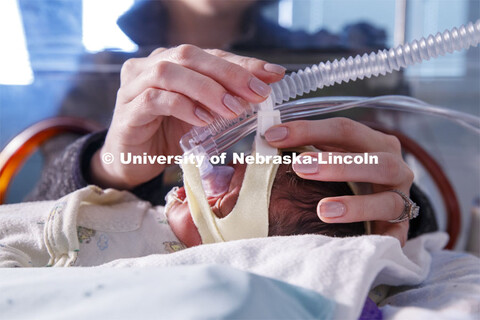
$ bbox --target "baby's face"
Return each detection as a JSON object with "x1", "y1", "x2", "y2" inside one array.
[
  {"x1": 165, "y1": 162, "x2": 362, "y2": 247},
  {"x1": 165, "y1": 163, "x2": 249, "y2": 247}
]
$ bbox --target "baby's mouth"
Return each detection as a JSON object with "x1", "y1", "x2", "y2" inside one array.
[
  {"x1": 173, "y1": 186, "x2": 224, "y2": 218},
  {"x1": 166, "y1": 182, "x2": 229, "y2": 220},
  {"x1": 176, "y1": 186, "x2": 186, "y2": 201},
  {"x1": 164, "y1": 186, "x2": 187, "y2": 216}
]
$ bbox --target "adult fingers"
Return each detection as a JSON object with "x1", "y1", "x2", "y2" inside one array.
[
  {"x1": 292, "y1": 152, "x2": 414, "y2": 187},
  {"x1": 265, "y1": 118, "x2": 402, "y2": 155},
  {"x1": 120, "y1": 45, "x2": 286, "y2": 111},
  {"x1": 122, "y1": 88, "x2": 211, "y2": 128},
  {"x1": 316, "y1": 191, "x2": 410, "y2": 223},
  {"x1": 372, "y1": 220, "x2": 409, "y2": 247},
  {"x1": 120, "y1": 57, "x2": 149, "y2": 86},
  {"x1": 161, "y1": 45, "x2": 278, "y2": 102},
  {"x1": 119, "y1": 48, "x2": 169, "y2": 85},
  {"x1": 118, "y1": 61, "x2": 246, "y2": 119},
  {"x1": 205, "y1": 48, "x2": 286, "y2": 84}
]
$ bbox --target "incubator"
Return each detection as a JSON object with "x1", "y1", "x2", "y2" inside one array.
[{"x1": 179, "y1": 20, "x2": 480, "y2": 197}]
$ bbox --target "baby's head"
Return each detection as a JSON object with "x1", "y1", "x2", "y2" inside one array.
[
  {"x1": 165, "y1": 156, "x2": 364, "y2": 247},
  {"x1": 268, "y1": 161, "x2": 364, "y2": 237}
]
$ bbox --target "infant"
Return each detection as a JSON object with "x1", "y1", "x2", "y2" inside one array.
[
  {"x1": 165, "y1": 159, "x2": 364, "y2": 247},
  {"x1": 0, "y1": 159, "x2": 363, "y2": 268}
]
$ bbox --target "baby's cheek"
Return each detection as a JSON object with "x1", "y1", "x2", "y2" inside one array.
[{"x1": 167, "y1": 203, "x2": 202, "y2": 248}]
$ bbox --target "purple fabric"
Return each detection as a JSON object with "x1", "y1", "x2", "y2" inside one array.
[{"x1": 358, "y1": 297, "x2": 382, "y2": 320}]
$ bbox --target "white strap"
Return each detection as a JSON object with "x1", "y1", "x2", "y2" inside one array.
[{"x1": 255, "y1": 95, "x2": 281, "y2": 156}]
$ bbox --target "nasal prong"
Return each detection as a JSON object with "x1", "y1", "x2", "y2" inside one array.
[{"x1": 201, "y1": 166, "x2": 235, "y2": 198}]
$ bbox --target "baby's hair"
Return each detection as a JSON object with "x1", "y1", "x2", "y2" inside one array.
[{"x1": 268, "y1": 158, "x2": 365, "y2": 237}]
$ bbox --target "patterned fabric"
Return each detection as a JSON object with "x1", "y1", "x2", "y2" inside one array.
[{"x1": 2, "y1": 186, "x2": 182, "y2": 267}]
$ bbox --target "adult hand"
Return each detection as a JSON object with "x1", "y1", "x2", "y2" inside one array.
[
  {"x1": 265, "y1": 118, "x2": 414, "y2": 246},
  {"x1": 90, "y1": 45, "x2": 286, "y2": 189}
]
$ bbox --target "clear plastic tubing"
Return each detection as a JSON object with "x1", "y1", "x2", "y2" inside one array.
[
  {"x1": 270, "y1": 20, "x2": 480, "y2": 104},
  {"x1": 188, "y1": 94, "x2": 480, "y2": 196},
  {"x1": 180, "y1": 20, "x2": 480, "y2": 197},
  {"x1": 181, "y1": 20, "x2": 480, "y2": 157},
  {"x1": 208, "y1": 95, "x2": 480, "y2": 157}
]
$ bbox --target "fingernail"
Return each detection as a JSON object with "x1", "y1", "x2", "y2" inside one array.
[
  {"x1": 319, "y1": 201, "x2": 345, "y2": 218},
  {"x1": 249, "y1": 78, "x2": 271, "y2": 98},
  {"x1": 223, "y1": 93, "x2": 244, "y2": 115},
  {"x1": 195, "y1": 107, "x2": 214, "y2": 124},
  {"x1": 293, "y1": 156, "x2": 317, "y2": 174},
  {"x1": 265, "y1": 126, "x2": 288, "y2": 142},
  {"x1": 264, "y1": 63, "x2": 286, "y2": 75}
]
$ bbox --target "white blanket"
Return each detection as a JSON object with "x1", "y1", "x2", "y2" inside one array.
[
  {"x1": 100, "y1": 232, "x2": 479, "y2": 319},
  {"x1": 1, "y1": 190, "x2": 479, "y2": 319}
]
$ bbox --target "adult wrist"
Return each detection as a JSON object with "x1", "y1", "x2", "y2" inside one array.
[{"x1": 89, "y1": 147, "x2": 138, "y2": 190}]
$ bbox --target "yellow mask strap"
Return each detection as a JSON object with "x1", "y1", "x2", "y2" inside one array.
[{"x1": 182, "y1": 159, "x2": 279, "y2": 244}]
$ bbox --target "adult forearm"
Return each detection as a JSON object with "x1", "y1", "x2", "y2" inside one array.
[
  {"x1": 26, "y1": 130, "x2": 166, "y2": 205},
  {"x1": 25, "y1": 132, "x2": 107, "y2": 201}
]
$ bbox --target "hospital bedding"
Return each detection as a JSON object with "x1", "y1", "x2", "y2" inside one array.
[
  {"x1": 103, "y1": 232, "x2": 480, "y2": 319},
  {"x1": 0, "y1": 192, "x2": 479, "y2": 319},
  {"x1": 1, "y1": 232, "x2": 479, "y2": 319},
  {"x1": 1, "y1": 265, "x2": 337, "y2": 319}
]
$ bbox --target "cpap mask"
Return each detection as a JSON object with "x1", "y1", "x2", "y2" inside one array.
[
  {"x1": 177, "y1": 21, "x2": 480, "y2": 243},
  {"x1": 182, "y1": 156, "x2": 279, "y2": 243}
]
